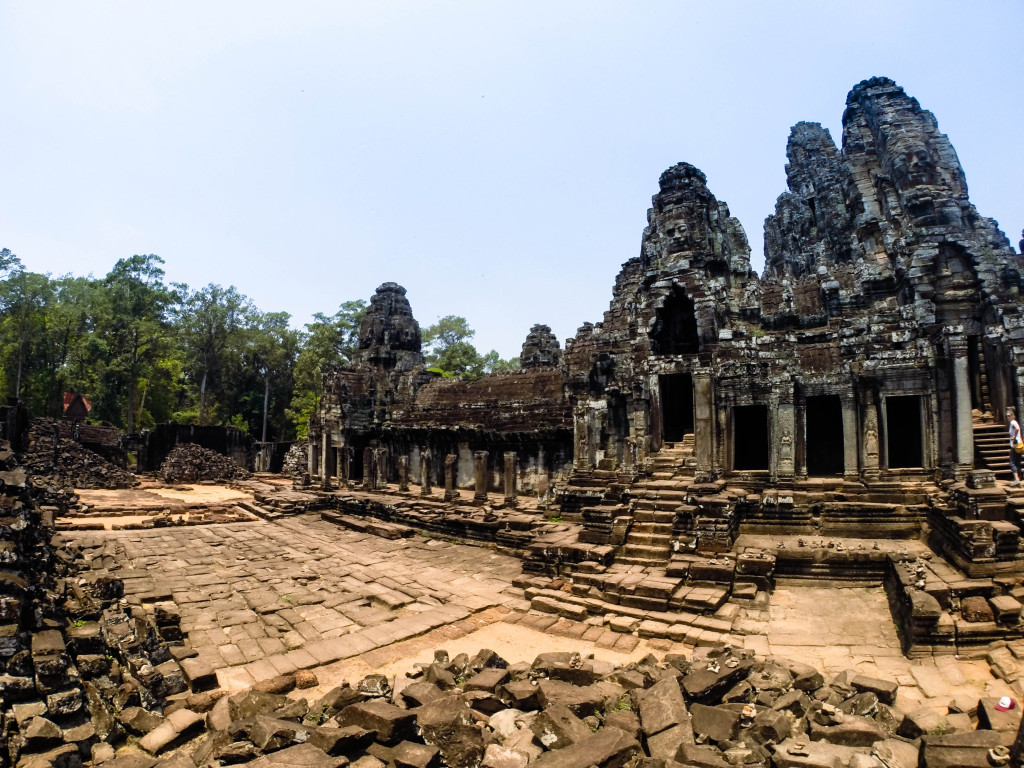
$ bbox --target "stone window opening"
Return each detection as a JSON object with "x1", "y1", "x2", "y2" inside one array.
[
  {"x1": 652, "y1": 287, "x2": 700, "y2": 355},
  {"x1": 660, "y1": 373, "x2": 694, "y2": 444},
  {"x1": 733, "y1": 404, "x2": 770, "y2": 471},
  {"x1": 805, "y1": 395, "x2": 844, "y2": 476},
  {"x1": 885, "y1": 395, "x2": 924, "y2": 469}
]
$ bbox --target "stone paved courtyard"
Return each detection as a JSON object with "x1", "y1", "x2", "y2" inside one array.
[
  {"x1": 66, "y1": 514, "x2": 526, "y2": 690},
  {"x1": 65, "y1": 514, "x2": 1014, "y2": 713},
  {"x1": 754, "y1": 585, "x2": 1011, "y2": 713}
]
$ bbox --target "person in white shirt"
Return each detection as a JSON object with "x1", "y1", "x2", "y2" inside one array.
[{"x1": 1008, "y1": 407, "x2": 1022, "y2": 488}]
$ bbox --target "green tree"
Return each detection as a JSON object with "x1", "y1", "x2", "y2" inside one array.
[
  {"x1": 174, "y1": 283, "x2": 251, "y2": 425},
  {"x1": 286, "y1": 300, "x2": 366, "y2": 438},
  {"x1": 247, "y1": 311, "x2": 299, "y2": 441},
  {"x1": 97, "y1": 255, "x2": 176, "y2": 432},
  {"x1": 422, "y1": 315, "x2": 483, "y2": 378},
  {"x1": 481, "y1": 350, "x2": 520, "y2": 374}
]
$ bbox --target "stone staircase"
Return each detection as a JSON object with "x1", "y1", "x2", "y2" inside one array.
[
  {"x1": 975, "y1": 421, "x2": 1012, "y2": 480},
  {"x1": 618, "y1": 442, "x2": 695, "y2": 565}
]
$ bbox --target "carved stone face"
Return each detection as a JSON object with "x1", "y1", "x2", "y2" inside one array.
[{"x1": 896, "y1": 147, "x2": 937, "y2": 187}]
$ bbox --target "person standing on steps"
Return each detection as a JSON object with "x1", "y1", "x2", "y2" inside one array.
[{"x1": 1008, "y1": 407, "x2": 1022, "y2": 488}]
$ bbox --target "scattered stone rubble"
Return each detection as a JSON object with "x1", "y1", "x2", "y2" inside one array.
[
  {"x1": 25, "y1": 644, "x2": 1023, "y2": 768},
  {"x1": 0, "y1": 439, "x2": 231, "y2": 766},
  {"x1": 23, "y1": 419, "x2": 137, "y2": 491},
  {"x1": 159, "y1": 444, "x2": 250, "y2": 485},
  {"x1": 281, "y1": 441, "x2": 309, "y2": 479}
]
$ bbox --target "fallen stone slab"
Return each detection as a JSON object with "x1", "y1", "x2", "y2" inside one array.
[
  {"x1": 530, "y1": 703, "x2": 592, "y2": 749},
  {"x1": 393, "y1": 739, "x2": 441, "y2": 768},
  {"x1": 308, "y1": 724, "x2": 377, "y2": 756},
  {"x1": 245, "y1": 742, "x2": 349, "y2": 766},
  {"x1": 414, "y1": 693, "x2": 485, "y2": 768},
  {"x1": 689, "y1": 703, "x2": 740, "y2": 743},
  {"x1": 849, "y1": 674, "x2": 897, "y2": 705},
  {"x1": 919, "y1": 730, "x2": 1004, "y2": 768},
  {"x1": 808, "y1": 715, "x2": 885, "y2": 747},
  {"x1": 179, "y1": 656, "x2": 218, "y2": 692},
  {"x1": 771, "y1": 737, "x2": 870, "y2": 768},
  {"x1": 137, "y1": 707, "x2": 205, "y2": 755},
  {"x1": 531, "y1": 727, "x2": 639, "y2": 768},
  {"x1": 636, "y1": 677, "x2": 692, "y2": 738},
  {"x1": 481, "y1": 744, "x2": 529, "y2": 768}
]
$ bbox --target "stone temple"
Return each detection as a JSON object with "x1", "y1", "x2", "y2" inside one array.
[{"x1": 308, "y1": 77, "x2": 1024, "y2": 652}]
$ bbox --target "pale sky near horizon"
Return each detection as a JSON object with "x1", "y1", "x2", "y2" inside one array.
[{"x1": 2, "y1": 1, "x2": 1022, "y2": 358}]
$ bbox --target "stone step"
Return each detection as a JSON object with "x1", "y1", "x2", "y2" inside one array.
[
  {"x1": 634, "y1": 509, "x2": 676, "y2": 524},
  {"x1": 626, "y1": 532, "x2": 672, "y2": 547},
  {"x1": 630, "y1": 521, "x2": 674, "y2": 534}
]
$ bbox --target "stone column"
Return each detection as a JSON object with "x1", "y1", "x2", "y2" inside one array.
[
  {"x1": 622, "y1": 437, "x2": 636, "y2": 474},
  {"x1": 362, "y1": 446, "x2": 373, "y2": 490},
  {"x1": 342, "y1": 446, "x2": 352, "y2": 485},
  {"x1": 335, "y1": 442, "x2": 343, "y2": 483},
  {"x1": 374, "y1": 447, "x2": 387, "y2": 489},
  {"x1": 693, "y1": 373, "x2": 714, "y2": 481},
  {"x1": 398, "y1": 455, "x2": 409, "y2": 492},
  {"x1": 841, "y1": 395, "x2": 858, "y2": 479},
  {"x1": 444, "y1": 454, "x2": 459, "y2": 501},
  {"x1": 950, "y1": 336, "x2": 974, "y2": 473},
  {"x1": 307, "y1": 432, "x2": 316, "y2": 477},
  {"x1": 420, "y1": 448, "x2": 433, "y2": 496},
  {"x1": 473, "y1": 451, "x2": 489, "y2": 502},
  {"x1": 503, "y1": 452, "x2": 518, "y2": 507},
  {"x1": 320, "y1": 431, "x2": 331, "y2": 490}
]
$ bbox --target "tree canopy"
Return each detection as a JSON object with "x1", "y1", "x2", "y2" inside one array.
[{"x1": 0, "y1": 251, "x2": 519, "y2": 439}]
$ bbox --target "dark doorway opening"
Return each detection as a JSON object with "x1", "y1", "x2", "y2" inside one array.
[
  {"x1": 805, "y1": 396, "x2": 844, "y2": 476},
  {"x1": 886, "y1": 396, "x2": 923, "y2": 468},
  {"x1": 653, "y1": 287, "x2": 700, "y2": 354},
  {"x1": 660, "y1": 374, "x2": 694, "y2": 443},
  {"x1": 967, "y1": 336, "x2": 991, "y2": 413},
  {"x1": 733, "y1": 404, "x2": 769, "y2": 470},
  {"x1": 351, "y1": 443, "x2": 365, "y2": 481}
]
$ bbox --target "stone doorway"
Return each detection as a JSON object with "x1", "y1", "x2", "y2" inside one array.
[
  {"x1": 653, "y1": 287, "x2": 700, "y2": 354},
  {"x1": 805, "y1": 395, "x2": 844, "y2": 476},
  {"x1": 733, "y1": 404, "x2": 769, "y2": 470},
  {"x1": 886, "y1": 395, "x2": 923, "y2": 468},
  {"x1": 660, "y1": 373, "x2": 694, "y2": 443}
]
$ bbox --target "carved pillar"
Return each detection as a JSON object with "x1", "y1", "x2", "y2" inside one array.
[
  {"x1": 693, "y1": 373, "x2": 714, "y2": 481},
  {"x1": 444, "y1": 454, "x2": 459, "y2": 501},
  {"x1": 949, "y1": 334, "x2": 974, "y2": 473},
  {"x1": 335, "y1": 439, "x2": 343, "y2": 483},
  {"x1": 398, "y1": 455, "x2": 409, "y2": 492},
  {"x1": 374, "y1": 447, "x2": 387, "y2": 489},
  {"x1": 420, "y1": 448, "x2": 433, "y2": 496},
  {"x1": 503, "y1": 452, "x2": 518, "y2": 507},
  {"x1": 841, "y1": 395, "x2": 858, "y2": 479},
  {"x1": 307, "y1": 430, "x2": 316, "y2": 476},
  {"x1": 320, "y1": 431, "x2": 331, "y2": 490},
  {"x1": 622, "y1": 437, "x2": 636, "y2": 473},
  {"x1": 362, "y1": 446, "x2": 373, "y2": 490},
  {"x1": 862, "y1": 389, "x2": 881, "y2": 479},
  {"x1": 776, "y1": 401, "x2": 795, "y2": 482},
  {"x1": 342, "y1": 446, "x2": 352, "y2": 485},
  {"x1": 473, "y1": 451, "x2": 489, "y2": 502},
  {"x1": 573, "y1": 406, "x2": 590, "y2": 470}
]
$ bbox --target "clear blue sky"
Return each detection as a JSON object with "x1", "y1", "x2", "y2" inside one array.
[{"x1": 2, "y1": 1, "x2": 1021, "y2": 358}]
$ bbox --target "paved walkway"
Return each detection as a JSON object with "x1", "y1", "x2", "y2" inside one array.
[
  {"x1": 745, "y1": 585, "x2": 1008, "y2": 713},
  {"x1": 66, "y1": 515, "x2": 524, "y2": 689}
]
